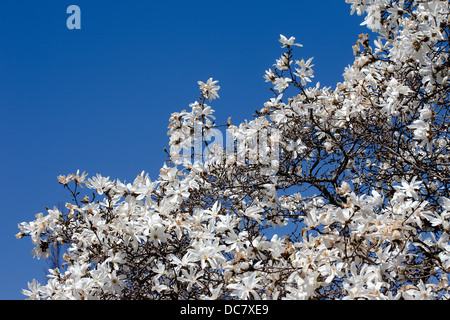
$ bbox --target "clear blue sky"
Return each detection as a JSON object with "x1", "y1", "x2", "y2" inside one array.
[{"x1": 0, "y1": 0, "x2": 371, "y2": 299}]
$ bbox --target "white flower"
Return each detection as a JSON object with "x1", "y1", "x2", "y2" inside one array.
[
  {"x1": 106, "y1": 251, "x2": 127, "y2": 270},
  {"x1": 86, "y1": 174, "x2": 113, "y2": 195},
  {"x1": 273, "y1": 77, "x2": 292, "y2": 93},
  {"x1": 147, "y1": 226, "x2": 168, "y2": 245},
  {"x1": 279, "y1": 34, "x2": 303, "y2": 48},
  {"x1": 228, "y1": 272, "x2": 262, "y2": 299},
  {"x1": 241, "y1": 206, "x2": 264, "y2": 225},
  {"x1": 294, "y1": 57, "x2": 314, "y2": 86},
  {"x1": 57, "y1": 174, "x2": 73, "y2": 185},
  {"x1": 188, "y1": 242, "x2": 226, "y2": 269},
  {"x1": 168, "y1": 252, "x2": 197, "y2": 273},
  {"x1": 275, "y1": 53, "x2": 291, "y2": 71},
  {"x1": 402, "y1": 281, "x2": 436, "y2": 300},
  {"x1": 263, "y1": 69, "x2": 276, "y2": 83},
  {"x1": 22, "y1": 279, "x2": 42, "y2": 300},
  {"x1": 179, "y1": 268, "x2": 204, "y2": 291},
  {"x1": 336, "y1": 181, "x2": 351, "y2": 196},
  {"x1": 394, "y1": 176, "x2": 423, "y2": 200},
  {"x1": 408, "y1": 119, "x2": 431, "y2": 148},
  {"x1": 198, "y1": 78, "x2": 220, "y2": 101},
  {"x1": 442, "y1": 197, "x2": 450, "y2": 211},
  {"x1": 105, "y1": 270, "x2": 126, "y2": 293}
]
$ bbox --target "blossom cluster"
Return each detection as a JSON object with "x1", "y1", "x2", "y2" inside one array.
[{"x1": 17, "y1": 0, "x2": 450, "y2": 299}]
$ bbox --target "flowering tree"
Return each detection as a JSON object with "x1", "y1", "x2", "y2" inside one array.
[{"x1": 17, "y1": 0, "x2": 450, "y2": 300}]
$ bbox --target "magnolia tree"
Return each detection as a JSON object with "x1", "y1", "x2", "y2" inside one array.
[{"x1": 17, "y1": 0, "x2": 450, "y2": 300}]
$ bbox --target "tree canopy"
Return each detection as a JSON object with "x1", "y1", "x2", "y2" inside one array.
[{"x1": 17, "y1": 0, "x2": 450, "y2": 300}]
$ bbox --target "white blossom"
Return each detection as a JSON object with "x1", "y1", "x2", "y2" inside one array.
[{"x1": 17, "y1": 0, "x2": 450, "y2": 300}]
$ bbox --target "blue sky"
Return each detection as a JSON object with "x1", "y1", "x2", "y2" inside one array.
[{"x1": 0, "y1": 0, "x2": 371, "y2": 299}]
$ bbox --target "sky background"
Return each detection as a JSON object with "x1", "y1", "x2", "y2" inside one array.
[{"x1": 0, "y1": 0, "x2": 373, "y2": 299}]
